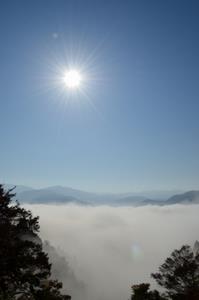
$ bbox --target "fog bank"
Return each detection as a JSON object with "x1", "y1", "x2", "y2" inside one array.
[{"x1": 25, "y1": 204, "x2": 199, "y2": 300}]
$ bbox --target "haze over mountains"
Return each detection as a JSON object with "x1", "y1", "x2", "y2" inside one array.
[{"x1": 6, "y1": 184, "x2": 199, "y2": 206}]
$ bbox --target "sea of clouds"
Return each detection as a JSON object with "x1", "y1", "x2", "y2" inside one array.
[{"x1": 25, "y1": 204, "x2": 199, "y2": 300}]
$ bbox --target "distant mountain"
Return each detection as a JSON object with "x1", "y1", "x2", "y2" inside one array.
[
  {"x1": 5, "y1": 184, "x2": 33, "y2": 194},
  {"x1": 137, "y1": 189, "x2": 183, "y2": 200},
  {"x1": 166, "y1": 191, "x2": 199, "y2": 205},
  {"x1": 9, "y1": 184, "x2": 199, "y2": 206},
  {"x1": 16, "y1": 186, "x2": 157, "y2": 206},
  {"x1": 16, "y1": 186, "x2": 117, "y2": 205},
  {"x1": 113, "y1": 196, "x2": 150, "y2": 206},
  {"x1": 17, "y1": 188, "x2": 87, "y2": 205},
  {"x1": 112, "y1": 190, "x2": 199, "y2": 206}
]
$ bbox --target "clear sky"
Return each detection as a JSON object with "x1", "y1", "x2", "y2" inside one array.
[{"x1": 0, "y1": 0, "x2": 199, "y2": 193}]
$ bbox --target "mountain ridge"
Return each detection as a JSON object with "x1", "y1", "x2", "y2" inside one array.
[{"x1": 7, "y1": 184, "x2": 199, "y2": 206}]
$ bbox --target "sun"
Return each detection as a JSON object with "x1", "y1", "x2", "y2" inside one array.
[{"x1": 63, "y1": 69, "x2": 82, "y2": 89}]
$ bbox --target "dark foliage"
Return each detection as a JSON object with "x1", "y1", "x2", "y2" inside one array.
[
  {"x1": 131, "y1": 244, "x2": 199, "y2": 300},
  {"x1": 0, "y1": 184, "x2": 70, "y2": 300},
  {"x1": 152, "y1": 245, "x2": 199, "y2": 300},
  {"x1": 131, "y1": 283, "x2": 166, "y2": 300}
]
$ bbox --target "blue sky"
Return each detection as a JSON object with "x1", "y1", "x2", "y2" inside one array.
[{"x1": 0, "y1": 0, "x2": 199, "y2": 192}]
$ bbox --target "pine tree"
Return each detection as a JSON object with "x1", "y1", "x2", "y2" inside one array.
[
  {"x1": 152, "y1": 245, "x2": 199, "y2": 300},
  {"x1": 131, "y1": 244, "x2": 199, "y2": 300},
  {"x1": 0, "y1": 184, "x2": 70, "y2": 300},
  {"x1": 131, "y1": 283, "x2": 166, "y2": 300}
]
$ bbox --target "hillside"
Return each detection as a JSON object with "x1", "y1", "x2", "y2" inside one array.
[{"x1": 8, "y1": 185, "x2": 199, "y2": 206}]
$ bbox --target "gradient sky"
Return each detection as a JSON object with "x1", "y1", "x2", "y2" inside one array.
[{"x1": 0, "y1": 0, "x2": 199, "y2": 192}]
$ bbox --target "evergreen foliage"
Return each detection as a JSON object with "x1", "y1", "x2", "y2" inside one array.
[
  {"x1": 152, "y1": 245, "x2": 199, "y2": 300},
  {"x1": 131, "y1": 244, "x2": 199, "y2": 300},
  {"x1": 131, "y1": 283, "x2": 166, "y2": 300},
  {"x1": 0, "y1": 184, "x2": 71, "y2": 300}
]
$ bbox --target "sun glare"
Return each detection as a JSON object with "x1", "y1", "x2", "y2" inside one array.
[{"x1": 63, "y1": 69, "x2": 82, "y2": 89}]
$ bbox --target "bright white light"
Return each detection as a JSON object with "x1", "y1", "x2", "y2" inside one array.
[{"x1": 63, "y1": 70, "x2": 82, "y2": 89}]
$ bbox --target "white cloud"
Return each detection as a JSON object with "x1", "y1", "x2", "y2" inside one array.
[{"x1": 25, "y1": 204, "x2": 199, "y2": 300}]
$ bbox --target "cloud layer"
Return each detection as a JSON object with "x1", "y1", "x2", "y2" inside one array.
[{"x1": 25, "y1": 204, "x2": 199, "y2": 300}]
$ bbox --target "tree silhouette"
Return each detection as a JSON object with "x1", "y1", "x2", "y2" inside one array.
[
  {"x1": 152, "y1": 245, "x2": 199, "y2": 300},
  {"x1": 0, "y1": 184, "x2": 70, "y2": 300},
  {"x1": 131, "y1": 244, "x2": 199, "y2": 300},
  {"x1": 131, "y1": 283, "x2": 166, "y2": 300}
]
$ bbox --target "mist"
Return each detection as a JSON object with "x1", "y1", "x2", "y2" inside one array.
[{"x1": 25, "y1": 204, "x2": 199, "y2": 300}]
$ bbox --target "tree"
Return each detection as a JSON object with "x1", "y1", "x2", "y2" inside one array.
[
  {"x1": 131, "y1": 283, "x2": 166, "y2": 300},
  {"x1": 0, "y1": 184, "x2": 70, "y2": 300},
  {"x1": 152, "y1": 245, "x2": 199, "y2": 300}
]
